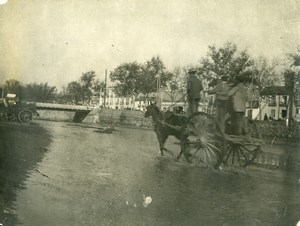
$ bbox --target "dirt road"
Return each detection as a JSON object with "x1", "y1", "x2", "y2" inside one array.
[{"x1": 0, "y1": 121, "x2": 300, "y2": 226}]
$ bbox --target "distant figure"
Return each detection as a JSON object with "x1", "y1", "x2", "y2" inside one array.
[
  {"x1": 214, "y1": 75, "x2": 230, "y2": 134},
  {"x1": 264, "y1": 113, "x2": 268, "y2": 121},
  {"x1": 228, "y1": 76, "x2": 248, "y2": 135},
  {"x1": 178, "y1": 106, "x2": 184, "y2": 114},
  {"x1": 186, "y1": 69, "x2": 203, "y2": 115}
]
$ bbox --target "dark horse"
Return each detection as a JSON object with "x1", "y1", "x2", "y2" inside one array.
[{"x1": 144, "y1": 103, "x2": 190, "y2": 160}]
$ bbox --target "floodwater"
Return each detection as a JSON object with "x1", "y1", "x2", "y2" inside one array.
[{"x1": 0, "y1": 121, "x2": 300, "y2": 226}]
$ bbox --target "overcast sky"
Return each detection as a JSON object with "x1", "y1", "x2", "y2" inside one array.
[{"x1": 0, "y1": 0, "x2": 299, "y2": 89}]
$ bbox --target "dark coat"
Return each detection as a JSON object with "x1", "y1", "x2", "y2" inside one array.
[{"x1": 187, "y1": 74, "x2": 203, "y2": 100}]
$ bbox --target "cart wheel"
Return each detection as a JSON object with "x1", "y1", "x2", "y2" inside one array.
[
  {"x1": 220, "y1": 119, "x2": 262, "y2": 167},
  {"x1": 18, "y1": 110, "x2": 33, "y2": 124},
  {"x1": 181, "y1": 112, "x2": 225, "y2": 168}
]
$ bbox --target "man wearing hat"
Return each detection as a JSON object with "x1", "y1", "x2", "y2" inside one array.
[
  {"x1": 186, "y1": 69, "x2": 203, "y2": 115},
  {"x1": 228, "y1": 75, "x2": 248, "y2": 135},
  {"x1": 214, "y1": 75, "x2": 231, "y2": 134}
]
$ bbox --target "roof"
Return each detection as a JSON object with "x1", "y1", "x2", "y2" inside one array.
[{"x1": 260, "y1": 86, "x2": 289, "y2": 95}]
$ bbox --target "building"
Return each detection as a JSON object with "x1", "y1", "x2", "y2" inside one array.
[
  {"x1": 257, "y1": 84, "x2": 300, "y2": 121},
  {"x1": 255, "y1": 86, "x2": 289, "y2": 120}
]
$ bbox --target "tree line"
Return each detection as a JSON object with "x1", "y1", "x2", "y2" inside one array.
[
  {"x1": 1, "y1": 42, "x2": 298, "y2": 105},
  {"x1": 0, "y1": 71, "x2": 104, "y2": 104},
  {"x1": 110, "y1": 42, "x2": 286, "y2": 101}
]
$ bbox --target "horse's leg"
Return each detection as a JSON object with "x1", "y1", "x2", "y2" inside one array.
[
  {"x1": 156, "y1": 132, "x2": 168, "y2": 156},
  {"x1": 177, "y1": 134, "x2": 192, "y2": 162},
  {"x1": 177, "y1": 140, "x2": 188, "y2": 161}
]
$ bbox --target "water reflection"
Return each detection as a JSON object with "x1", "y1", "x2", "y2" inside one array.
[
  {"x1": 0, "y1": 122, "x2": 51, "y2": 226},
  {"x1": 147, "y1": 148, "x2": 300, "y2": 226}
]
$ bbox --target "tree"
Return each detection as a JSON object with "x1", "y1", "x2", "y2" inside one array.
[
  {"x1": 251, "y1": 57, "x2": 280, "y2": 99},
  {"x1": 110, "y1": 56, "x2": 172, "y2": 98},
  {"x1": 80, "y1": 71, "x2": 97, "y2": 103},
  {"x1": 22, "y1": 82, "x2": 57, "y2": 102},
  {"x1": 139, "y1": 56, "x2": 172, "y2": 95},
  {"x1": 4, "y1": 79, "x2": 23, "y2": 98},
  {"x1": 66, "y1": 81, "x2": 83, "y2": 104},
  {"x1": 164, "y1": 66, "x2": 187, "y2": 104},
  {"x1": 60, "y1": 71, "x2": 103, "y2": 104},
  {"x1": 110, "y1": 62, "x2": 142, "y2": 97},
  {"x1": 93, "y1": 79, "x2": 105, "y2": 96},
  {"x1": 199, "y1": 42, "x2": 254, "y2": 87},
  {"x1": 283, "y1": 69, "x2": 299, "y2": 122}
]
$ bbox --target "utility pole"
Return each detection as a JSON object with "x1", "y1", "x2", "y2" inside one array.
[
  {"x1": 156, "y1": 74, "x2": 161, "y2": 109},
  {"x1": 1, "y1": 80, "x2": 5, "y2": 99},
  {"x1": 104, "y1": 69, "x2": 107, "y2": 108},
  {"x1": 1, "y1": 84, "x2": 4, "y2": 99}
]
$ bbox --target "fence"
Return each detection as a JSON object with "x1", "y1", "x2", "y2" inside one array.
[{"x1": 87, "y1": 109, "x2": 300, "y2": 142}]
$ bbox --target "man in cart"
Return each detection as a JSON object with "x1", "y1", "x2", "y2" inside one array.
[
  {"x1": 227, "y1": 75, "x2": 249, "y2": 136},
  {"x1": 212, "y1": 75, "x2": 249, "y2": 137},
  {"x1": 214, "y1": 75, "x2": 231, "y2": 134},
  {"x1": 186, "y1": 68, "x2": 203, "y2": 115}
]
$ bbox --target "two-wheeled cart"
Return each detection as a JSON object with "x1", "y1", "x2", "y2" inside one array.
[{"x1": 169, "y1": 111, "x2": 263, "y2": 168}]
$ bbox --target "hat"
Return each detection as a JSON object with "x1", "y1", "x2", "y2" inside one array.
[{"x1": 188, "y1": 68, "x2": 197, "y2": 74}]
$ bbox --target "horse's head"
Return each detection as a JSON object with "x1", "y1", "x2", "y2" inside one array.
[{"x1": 144, "y1": 103, "x2": 160, "y2": 119}]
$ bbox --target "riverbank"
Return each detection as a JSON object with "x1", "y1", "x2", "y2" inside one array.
[{"x1": 0, "y1": 122, "x2": 52, "y2": 225}]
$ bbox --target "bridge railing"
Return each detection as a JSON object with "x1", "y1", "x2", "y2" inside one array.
[{"x1": 35, "y1": 102, "x2": 95, "y2": 111}]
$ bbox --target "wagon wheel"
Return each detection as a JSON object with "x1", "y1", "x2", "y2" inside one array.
[
  {"x1": 18, "y1": 110, "x2": 33, "y2": 124},
  {"x1": 220, "y1": 119, "x2": 262, "y2": 167},
  {"x1": 181, "y1": 112, "x2": 225, "y2": 168}
]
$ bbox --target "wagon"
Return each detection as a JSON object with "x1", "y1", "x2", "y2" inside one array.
[
  {"x1": 178, "y1": 111, "x2": 263, "y2": 168},
  {"x1": 0, "y1": 98, "x2": 39, "y2": 124}
]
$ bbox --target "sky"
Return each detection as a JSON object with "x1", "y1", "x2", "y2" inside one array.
[{"x1": 0, "y1": 0, "x2": 299, "y2": 90}]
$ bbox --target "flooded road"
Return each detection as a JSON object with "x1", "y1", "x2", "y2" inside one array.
[{"x1": 1, "y1": 121, "x2": 300, "y2": 226}]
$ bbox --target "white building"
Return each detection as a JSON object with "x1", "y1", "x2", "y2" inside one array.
[{"x1": 256, "y1": 85, "x2": 300, "y2": 121}]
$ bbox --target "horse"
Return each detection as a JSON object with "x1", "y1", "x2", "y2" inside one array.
[{"x1": 144, "y1": 103, "x2": 189, "y2": 160}]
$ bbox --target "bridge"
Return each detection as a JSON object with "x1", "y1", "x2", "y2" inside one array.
[{"x1": 35, "y1": 102, "x2": 94, "y2": 122}]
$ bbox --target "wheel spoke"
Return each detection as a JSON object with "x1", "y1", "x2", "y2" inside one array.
[
  {"x1": 224, "y1": 145, "x2": 233, "y2": 163},
  {"x1": 232, "y1": 145, "x2": 236, "y2": 165},
  {"x1": 182, "y1": 112, "x2": 225, "y2": 167},
  {"x1": 236, "y1": 146, "x2": 241, "y2": 166},
  {"x1": 239, "y1": 147, "x2": 248, "y2": 161}
]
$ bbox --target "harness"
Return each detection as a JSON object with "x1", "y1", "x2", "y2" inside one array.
[{"x1": 163, "y1": 93, "x2": 188, "y2": 112}]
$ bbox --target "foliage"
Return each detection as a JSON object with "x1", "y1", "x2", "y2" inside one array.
[
  {"x1": 164, "y1": 66, "x2": 187, "y2": 103},
  {"x1": 110, "y1": 56, "x2": 172, "y2": 97},
  {"x1": 110, "y1": 61, "x2": 142, "y2": 97},
  {"x1": 252, "y1": 57, "x2": 279, "y2": 89},
  {"x1": 59, "y1": 71, "x2": 104, "y2": 104},
  {"x1": 22, "y1": 82, "x2": 57, "y2": 102},
  {"x1": 250, "y1": 57, "x2": 280, "y2": 100},
  {"x1": 139, "y1": 56, "x2": 172, "y2": 95},
  {"x1": 4, "y1": 79, "x2": 23, "y2": 98},
  {"x1": 283, "y1": 69, "x2": 297, "y2": 92},
  {"x1": 199, "y1": 42, "x2": 254, "y2": 86},
  {"x1": 65, "y1": 81, "x2": 83, "y2": 104},
  {"x1": 1, "y1": 79, "x2": 57, "y2": 102},
  {"x1": 80, "y1": 71, "x2": 96, "y2": 102}
]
